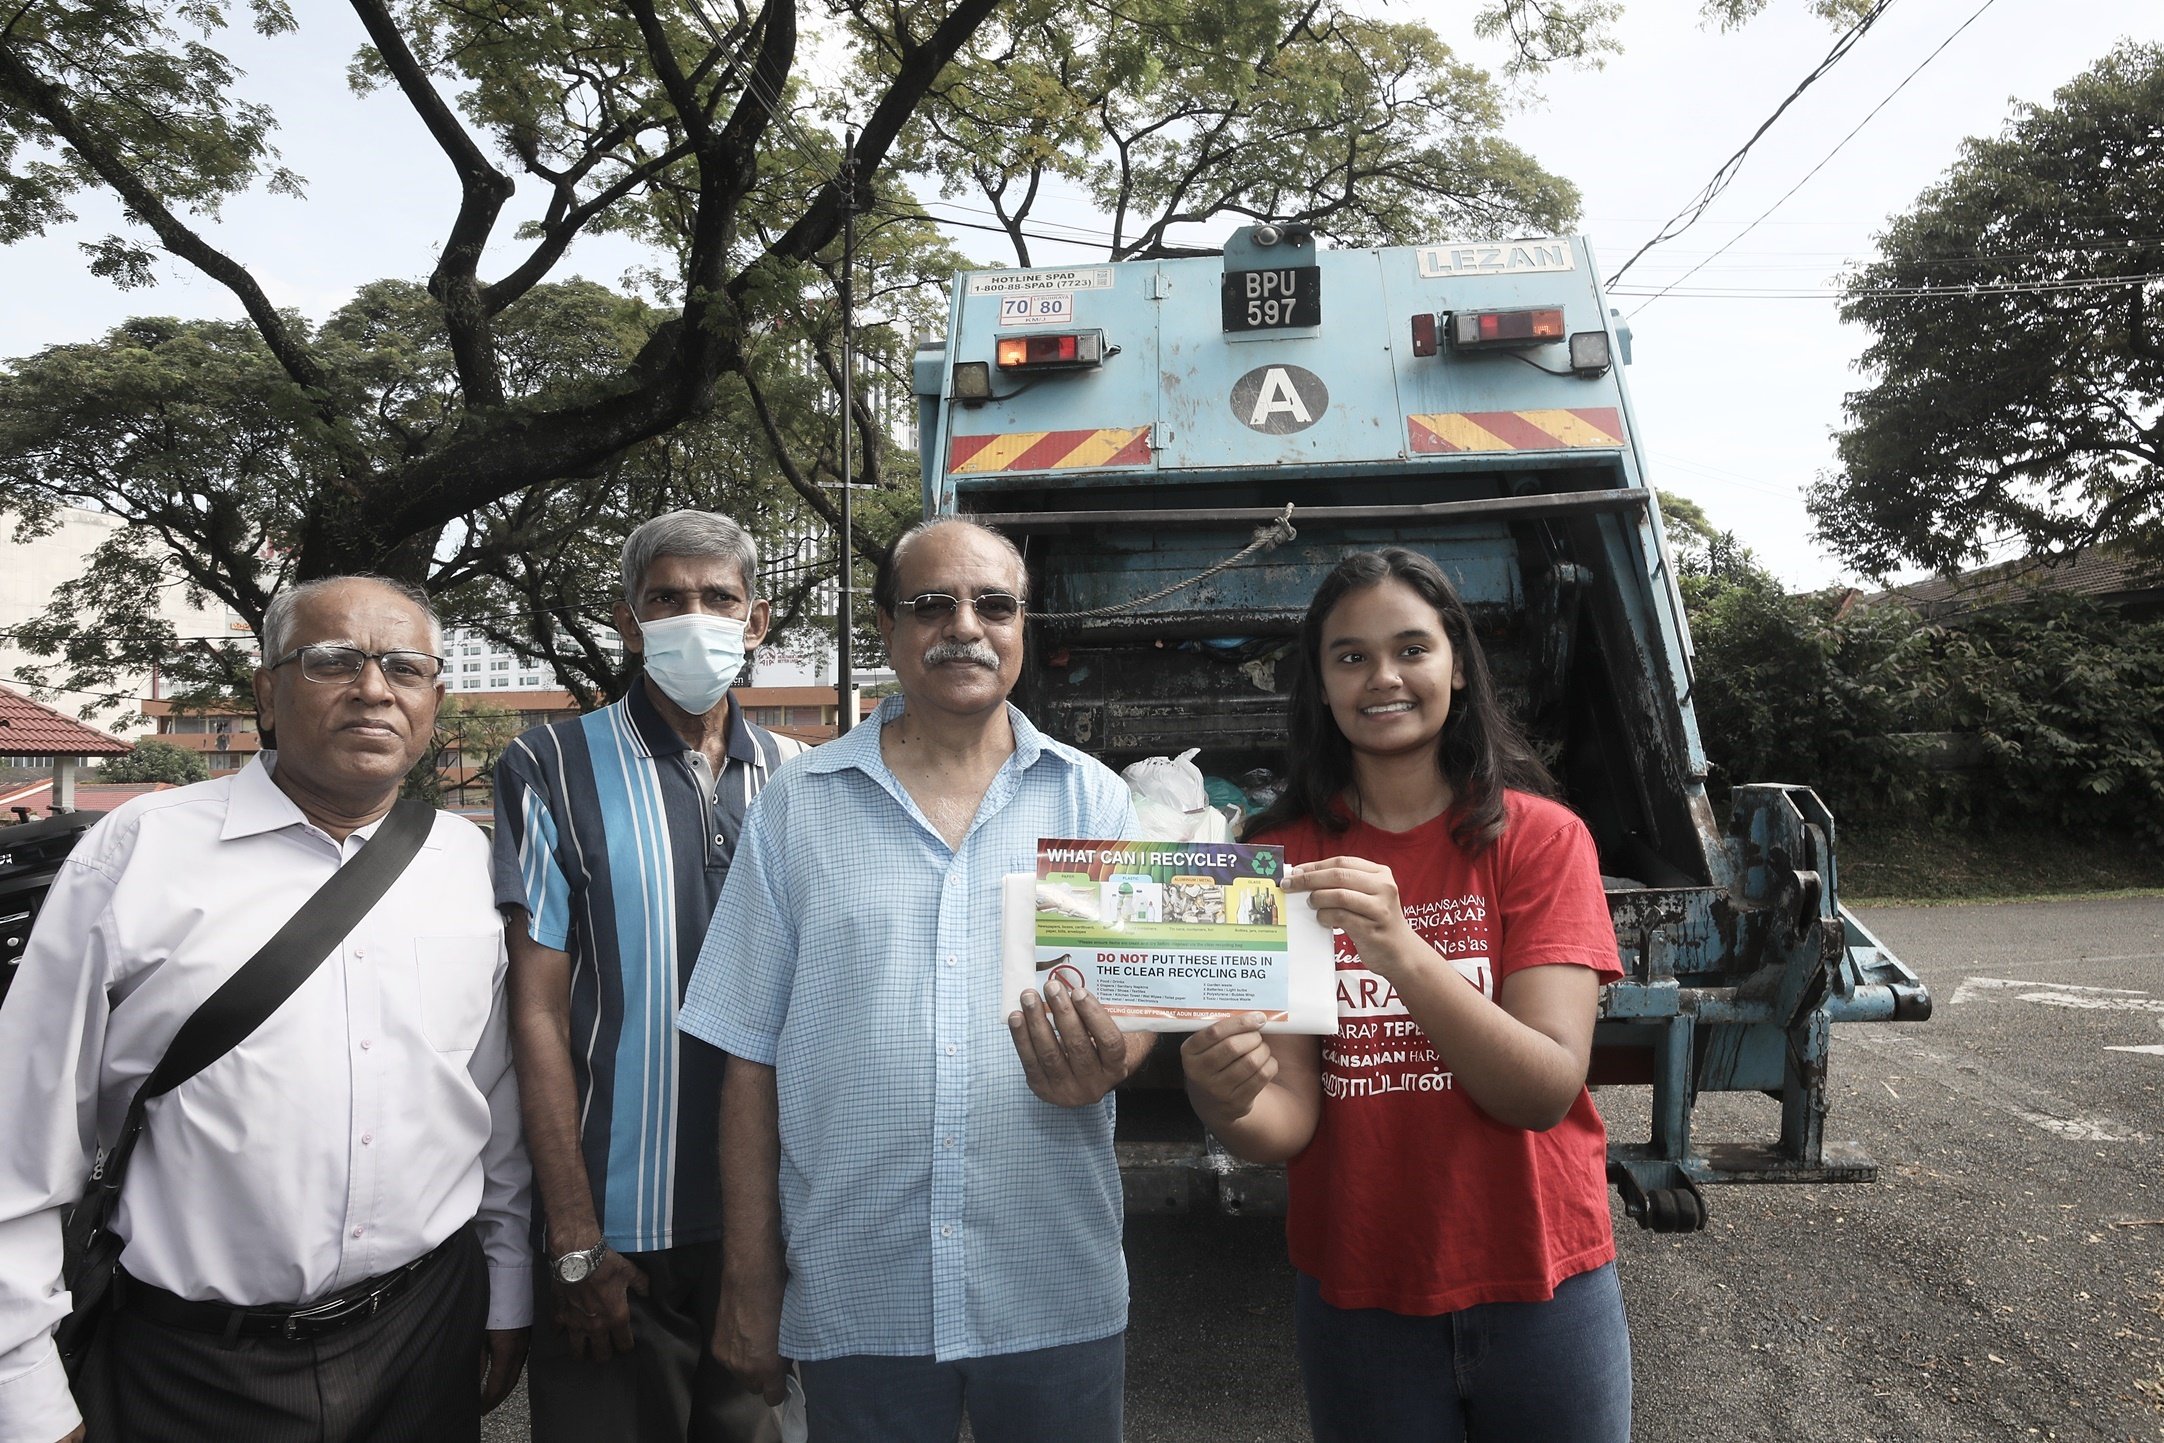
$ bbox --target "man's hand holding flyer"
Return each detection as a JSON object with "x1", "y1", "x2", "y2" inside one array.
[{"x1": 1000, "y1": 838, "x2": 1338, "y2": 1033}]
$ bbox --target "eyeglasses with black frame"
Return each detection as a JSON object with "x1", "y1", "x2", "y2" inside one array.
[
  {"x1": 894, "y1": 591, "x2": 1024, "y2": 625},
  {"x1": 268, "y1": 644, "x2": 446, "y2": 689}
]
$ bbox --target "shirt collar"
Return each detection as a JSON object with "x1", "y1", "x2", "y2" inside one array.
[
  {"x1": 805, "y1": 694, "x2": 1049, "y2": 776},
  {"x1": 220, "y1": 752, "x2": 391, "y2": 844},
  {"x1": 623, "y1": 679, "x2": 758, "y2": 765},
  {"x1": 623, "y1": 678, "x2": 684, "y2": 757}
]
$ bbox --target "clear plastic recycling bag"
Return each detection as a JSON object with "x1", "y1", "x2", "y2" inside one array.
[{"x1": 1120, "y1": 748, "x2": 1230, "y2": 842}]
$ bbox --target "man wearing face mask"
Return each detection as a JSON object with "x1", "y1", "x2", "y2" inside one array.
[{"x1": 491, "y1": 511, "x2": 801, "y2": 1443}]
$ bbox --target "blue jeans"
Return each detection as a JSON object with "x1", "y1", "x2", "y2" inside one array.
[
  {"x1": 796, "y1": 1333, "x2": 1124, "y2": 1443},
  {"x1": 1293, "y1": 1262, "x2": 1631, "y2": 1443}
]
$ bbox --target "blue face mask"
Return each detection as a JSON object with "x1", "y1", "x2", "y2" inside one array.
[{"x1": 635, "y1": 612, "x2": 747, "y2": 715}]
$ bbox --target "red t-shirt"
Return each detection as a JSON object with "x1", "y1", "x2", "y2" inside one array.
[{"x1": 1258, "y1": 790, "x2": 1623, "y2": 1315}]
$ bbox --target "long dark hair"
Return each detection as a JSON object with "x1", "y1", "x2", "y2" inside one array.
[{"x1": 1246, "y1": 547, "x2": 1555, "y2": 855}]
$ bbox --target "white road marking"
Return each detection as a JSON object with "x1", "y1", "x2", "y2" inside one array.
[
  {"x1": 2106, "y1": 1017, "x2": 2164, "y2": 1059},
  {"x1": 1946, "y1": 977, "x2": 2164, "y2": 1060},
  {"x1": 1950, "y1": 976, "x2": 2152, "y2": 1006},
  {"x1": 1847, "y1": 1026, "x2": 2149, "y2": 1141},
  {"x1": 2018, "y1": 992, "x2": 2164, "y2": 1014}
]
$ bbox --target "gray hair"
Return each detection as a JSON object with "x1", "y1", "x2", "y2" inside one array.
[
  {"x1": 261, "y1": 575, "x2": 444, "y2": 661},
  {"x1": 872, "y1": 517, "x2": 1030, "y2": 616},
  {"x1": 621, "y1": 510, "x2": 760, "y2": 610}
]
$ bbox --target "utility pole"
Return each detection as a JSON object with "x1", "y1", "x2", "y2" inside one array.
[{"x1": 835, "y1": 126, "x2": 858, "y2": 736}]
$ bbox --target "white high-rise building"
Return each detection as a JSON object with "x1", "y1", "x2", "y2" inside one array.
[
  {"x1": 441, "y1": 626, "x2": 623, "y2": 694},
  {"x1": 1, "y1": 506, "x2": 243, "y2": 738}
]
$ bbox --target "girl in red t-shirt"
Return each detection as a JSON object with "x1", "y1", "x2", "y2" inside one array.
[{"x1": 1182, "y1": 547, "x2": 1630, "y2": 1442}]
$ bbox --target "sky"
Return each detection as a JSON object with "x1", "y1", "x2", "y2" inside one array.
[{"x1": 4, "y1": 0, "x2": 2161, "y2": 590}]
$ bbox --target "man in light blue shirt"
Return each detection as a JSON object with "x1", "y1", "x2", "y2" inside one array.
[{"x1": 677, "y1": 517, "x2": 1150, "y2": 1442}]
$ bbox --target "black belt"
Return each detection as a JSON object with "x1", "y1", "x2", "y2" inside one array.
[{"x1": 117, "y1": 1228, "x2": 462, "y2": 1342}]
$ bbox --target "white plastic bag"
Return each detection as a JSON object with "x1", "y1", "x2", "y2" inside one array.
[
  {"x1": 771, "y1": 1370, "x2": 807, "y2": 1443},
  {"x1": 1121, "y1": 748, "x2": 1230, "y2": 842}
]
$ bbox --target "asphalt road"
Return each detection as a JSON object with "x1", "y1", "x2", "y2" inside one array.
[{"x1": 491, "y1": 896, "x2": 2164, "y2": 1442}]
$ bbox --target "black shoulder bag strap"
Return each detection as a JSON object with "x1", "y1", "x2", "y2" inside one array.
[{"x1": 58, "y1": 796, "x2": 437, "y2": 1372}]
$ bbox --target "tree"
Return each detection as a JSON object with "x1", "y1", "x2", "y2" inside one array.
[
  {"x1": 1811, "y1": 42, "x2": 2164, "y2": 579},
  {"x1": 100, "y1": 738, "x2": 209, "y2": 785},
  {"x1": 0, "y1": 274, "x2": 927, "y2": 709},
  {"x1": 894, "y1": 0, "x2": 1580, "y2": 265},
  {"x1": 0, "y1": 0, "x2": 995, "y2": 595},
  {"x1": 1, "y1": 1, "x2": 1855, "y2": 712},
  {"x1": 1659, "y1": 489, "x2": 1774, "y2": 617},
  {"x1": 409, "y1": 696, "x2": 524, "y2": 808}
]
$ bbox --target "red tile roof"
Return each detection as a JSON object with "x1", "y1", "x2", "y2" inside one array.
[
  {"x1": 0, "y1": 687, "x2": 132, "y2": 756},
  {"x1": 1871, "y1": 543, "x2": 2164, "y2": 617}
]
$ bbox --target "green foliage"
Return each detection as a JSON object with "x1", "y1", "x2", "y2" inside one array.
[
  {"x1": 100, "y1": 737, "x2": 209, "y2": 785},
  {"x1": 0, "y1": 268, "x2": 925, "y2": 711},
  {"x1": 1683, "y1": 566, "x2": 2164, "y2": 846},
  {"x1": 1932, "y1": 600, "x2": 2164, "y2": 844},
  {"x1": 1472, "y1": 0, "x2": 1875, "y2": 77},
  {"x1": 2, "y1": 0, "x2": 991, "y2": 629},
  {"x1": 407, "y1": 696, "x2": 521, "y2": 808},
  {"x1": 1813, "y1": 42, "x2": 2164, "y2": 578},
  {"x1": 896, "y1": 0, "x2": 1582, "y2": 262},
  {"x1": 0, "y1": 1, "x2": 295, "y2": 253},
  {"x1": 1687, "y1": 580, "x2": 1942, "y2": 820}
]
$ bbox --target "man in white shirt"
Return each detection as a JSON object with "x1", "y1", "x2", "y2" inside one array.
[{"x1": 0, "y1": 576, "x2": 533, "y2": 1443}]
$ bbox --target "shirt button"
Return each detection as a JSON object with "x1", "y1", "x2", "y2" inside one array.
[
  {"x1": 945, "y1": 1044, "x2": 957, "y2": 1057},
  {"x1": 359, "y1": 1039, "x2": 373, "y2": 1051},
  {"x1": 352, "y1": 1227, "x2": 365, "y2": 1239},
  {"x1": 943, "y1": 1136, "x2": 957, "y2": 1149},
  {"x1": 361, "y1": 1133, "x2": 373, "y2": 1146},
  {"x1": 945, "y1": 955, "x2": 957, "y2": 967},
  {"x1": 941, "y1": 1225, "x2": 954, "y2": 1239},
  {"x1": 353, "y1": 947, "x2": 365, "y2": 959}
]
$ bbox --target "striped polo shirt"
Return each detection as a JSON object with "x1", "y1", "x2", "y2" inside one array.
[{"x1": 492, "y1": 681, "x2": 803, "y2": 1253}]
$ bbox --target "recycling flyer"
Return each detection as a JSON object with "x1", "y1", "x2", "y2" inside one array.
[{"x1": 999, "y1": 838, "x2": 1338, "y2": 1033}]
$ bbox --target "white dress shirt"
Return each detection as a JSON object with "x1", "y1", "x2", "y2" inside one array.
[{"x1": 0, "y1": 757, "x2": 533, "y2": 1442}]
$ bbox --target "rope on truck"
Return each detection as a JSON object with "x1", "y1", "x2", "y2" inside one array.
[{"x1": 1025, "y1": 504, "x2": 1298, "y2": 625}]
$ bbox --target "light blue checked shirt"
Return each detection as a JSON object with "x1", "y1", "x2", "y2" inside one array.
[{"x1": 679, "y1": 696, "x2": 1138, "y2": 1362}]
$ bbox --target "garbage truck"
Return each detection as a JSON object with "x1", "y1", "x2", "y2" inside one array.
[{"x1": 911, "y1": 225, "x2": 1931, "y2": 1231}]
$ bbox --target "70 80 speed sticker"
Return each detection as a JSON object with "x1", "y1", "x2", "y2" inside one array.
[{"x1": 999, "y1": 294, "x2": 1074, "y2": 327}]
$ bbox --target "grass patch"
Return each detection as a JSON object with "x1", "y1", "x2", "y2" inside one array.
[{"x1": 1837, "y1": 819, "x2": 2164, "y2": 905}]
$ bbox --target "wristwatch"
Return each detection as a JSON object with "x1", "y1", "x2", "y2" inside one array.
[{"x1": 553, "y1": 1241, "x2": 609, "y2": 1285}]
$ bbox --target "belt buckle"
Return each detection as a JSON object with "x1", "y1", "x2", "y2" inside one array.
[{"x1": 280, "y1": 1291, "x2": 374, "y2": 1341}]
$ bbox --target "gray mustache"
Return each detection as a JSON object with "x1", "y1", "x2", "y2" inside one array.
[{"x1": 922, "y1": 640, "x2": 1001, "y2": 669}]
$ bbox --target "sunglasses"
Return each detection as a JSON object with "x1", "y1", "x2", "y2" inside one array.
[{"x1": 894, "y1": 591, "x2": 1023, "y2": 624}]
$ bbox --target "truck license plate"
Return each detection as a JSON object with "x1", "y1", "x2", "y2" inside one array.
[{"x1": 1221, "y1": 267, "x2": 1321, "y2": 331}]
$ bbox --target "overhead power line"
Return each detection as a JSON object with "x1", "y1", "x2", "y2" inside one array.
[
  {"x1": 1604, "y1": 0, "x2": 1899, "y2": 289},
  {"x1": 870, "y1": 196, "x2": 1122, "y2": 253},
  {"x1": 1624, "y1": 0, "x2": 2005, "y2": 318},
  {"x1": 1608, "y1": 270, "x2": 2164, "y2": 301}
]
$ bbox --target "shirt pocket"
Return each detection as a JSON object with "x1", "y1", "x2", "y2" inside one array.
[{"x1": 413, "y1": 934, "x2": 500, "y2": 1053}]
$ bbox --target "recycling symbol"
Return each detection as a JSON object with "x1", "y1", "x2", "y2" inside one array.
[{"x1": 1250, "y1": 851, "x2": 1278, "y2": 878}]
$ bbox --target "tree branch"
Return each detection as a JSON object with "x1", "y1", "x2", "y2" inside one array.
[
  {"x1": 736, "y1": 361, "x2": 891, "y2": 569},
  {"x1": 0, "y1": 41, "x2": 331, "y2": 399},
  {"x1": 749, "y1": 0, "x2": 1000, "y2": 276},
  {"x1": 348, "y1": 0, "x2": 514, "y2": 407},
  {"x1": 484, "y1": 136, "x2": 698, "y2": 313}
]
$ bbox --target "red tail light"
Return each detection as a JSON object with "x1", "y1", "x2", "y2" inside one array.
[
  {"x1": 995, "y1": 330, "x2": 1105, "y2": 371},
  {"x1": 1449, "y1": 308, "x2": 1566, "y2": 350}
]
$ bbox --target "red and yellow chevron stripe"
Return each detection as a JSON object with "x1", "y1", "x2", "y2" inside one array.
[
  {"x1": 1408, "y1": 408, "x2": 1625, "y2": 454},
  {"x1": 948, "y1": 426, "x2": 1152, "y2": 474}
]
